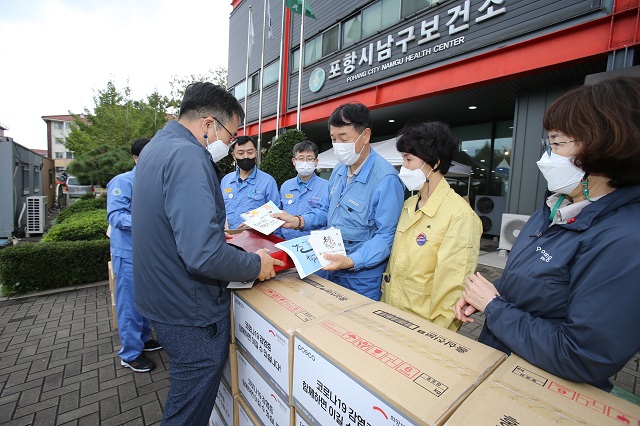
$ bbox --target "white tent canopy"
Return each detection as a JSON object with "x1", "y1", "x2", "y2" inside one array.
[{"x1": 317, "y1": 138, "x2": 472, "y2": 178}]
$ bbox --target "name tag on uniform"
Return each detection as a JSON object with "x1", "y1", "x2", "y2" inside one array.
[
  {"x1": 285, "y1": 194, "x2": 294, "y2": 199},
  {"x1": 224, "y1": 187, "x2": 232, "y2": 193}
]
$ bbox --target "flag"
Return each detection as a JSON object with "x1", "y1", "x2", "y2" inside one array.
[
  {"x1": 267, "y1": 0, "x2": 272, "y2": 39},
  {"x1": 286, "y1": 0, "x2": 316, "y2": 19},
  {"x1": 248, "y1": 8, "x2": 255, "y2": 56}
]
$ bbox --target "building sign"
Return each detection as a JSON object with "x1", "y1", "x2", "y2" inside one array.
[{"x1": 299, "y1": 0, "x2": 605, "y2": 103}]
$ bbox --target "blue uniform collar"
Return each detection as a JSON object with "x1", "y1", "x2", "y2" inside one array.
[
  {"x1": 168, "y1": 120, "x2": 203, "y2": 149},
  {"x1": 231, "y1": 166, "x2": 258, "y2": 184},
  {"x1": 296, "y1": 173, "x2": 317, "y2": 190}
]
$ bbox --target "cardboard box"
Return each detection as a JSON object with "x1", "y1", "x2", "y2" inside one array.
[
  {"x1": 236, "y1": 394, "x2": 261, "y2": 426},
  {"x1": 445, "y1": 354, "x2": 640, "y2": 425},
  {"x1": 236, "y1": 349, "x2": 293, "y2": 426},
  {"x1": 233, "y1": 272, "x2": 373, "y2": 401},
  {"x1": 209, "y1": 404, "x2": 226, "y2": 426},
  {"x1": 107, "y1": 261, "x2": 117, "y2": 330},
  {"x1": 293, "y1": 302, "x2": 507, "y2": 426},
  {"x1": 215, "y1": 380, "x2": 234, "y2": 426}
]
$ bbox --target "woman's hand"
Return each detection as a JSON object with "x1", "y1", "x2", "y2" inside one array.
[{"x1": 461, "y1": 272, "x2": 500, "y2": 313}]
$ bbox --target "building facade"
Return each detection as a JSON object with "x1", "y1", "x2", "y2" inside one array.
[
  {"x1": 41, "y1": 114, "x2": 81, "y2": 176},
  {"x1": 228, "y1": 0, "x2": 639, "y2": 233}
]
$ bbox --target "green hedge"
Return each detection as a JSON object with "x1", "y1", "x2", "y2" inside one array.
[
  {"x1": 56, "y1": 197, "x2": 107, "y2": 225},
  {"x1": 43, "y1": 209, "x2": 108, "y2": 242},
  {"x1": 259, "y1": 129, "x2": 306, "y2": 187},
  {"x1": 0, "y1": 240, "x2": 110, "y2": 296}
]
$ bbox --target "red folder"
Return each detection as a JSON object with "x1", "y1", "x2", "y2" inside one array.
[{"x1": 226, "y1": 229, "x2": 294, "y2": 273}]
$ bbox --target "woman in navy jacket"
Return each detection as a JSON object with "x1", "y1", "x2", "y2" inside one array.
[{"x1": 454, "y1": 76, "x2": 640, "y2": 391}]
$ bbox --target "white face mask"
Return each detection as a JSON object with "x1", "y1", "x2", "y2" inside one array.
[
  {"x1": 536, "y1": 152, "x2": 585, "y2": 194},
  {"x1": 398, "y1": 163, "x2": 432, "y2": 191},
  {"x1": 332, "y1": 131, "x2": 365, "y2": 166},
  {"x1": 295, "y1": 161, "x2": 316, "y2": 177},
  {"x1": 206, "y1": 122, "x2": 230, "y2": 162}
]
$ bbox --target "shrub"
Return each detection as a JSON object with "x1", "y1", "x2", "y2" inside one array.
[
  {"x1": 259, "y1": 129, "x2": 306, "y2": 187},
  {"x1": 56, "y1": 197, "x2": 107, "y2": 225},
  {"x1": 0, "y1": 240, "x2": 110, "y2": 296},
  {"x1": 44, "y1": 209, "x2": 108, "y2": 242},
  {"x1": 80, "y1": 193, "x2": 96, "y2": 200}
]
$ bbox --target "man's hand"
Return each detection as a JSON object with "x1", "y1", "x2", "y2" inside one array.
[
  {"x1": 238, "y1": 222, "x2": 251, "y2": 229},
  {"x1": 271, "y1": 211, "x2": 299, "y2": 229},
  {"x1": 453, "y1": 296, "x2": 478, "y2": 323},
  {"x1": 321, "y1": 254, "x2": 354, "y2": 271},
  {"x1": 256, "y1": 249, "x2": 285, "y2": 281}
]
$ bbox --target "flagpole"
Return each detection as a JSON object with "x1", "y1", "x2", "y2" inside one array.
[
  {"x1": 243, "y1": 6, "x2": 253, "y2": 134},
  {"x1": 296, "y1": 0, "x2": 306, "y2": 130},
  {"x1": 275, "y1": 0, "x2": 285, "y2": 140},
  {"x1": 257, "y1": 0, "x2": 268, "y2": 164}
]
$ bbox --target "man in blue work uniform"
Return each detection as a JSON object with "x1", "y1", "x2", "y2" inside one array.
[
  {"x1": 277, "y1": 140, "x2": 329, "y2": 240},
  {"x1": 132, "y1": 83, "x2": 283, "y2": 424},
  {"x1": 220, "y1": 136, "x2": 280, "y2": 229},
  {"x1": 107, "y1": 137, "x2": 162, "y2": 373},
  {"x1": 274, "y1": 103, "x2": 404, "y2": 300}
]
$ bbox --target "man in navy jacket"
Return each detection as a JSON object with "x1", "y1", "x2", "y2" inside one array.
[{"x1": 132, "y1": 83, "x2": 283, "y2": 424}]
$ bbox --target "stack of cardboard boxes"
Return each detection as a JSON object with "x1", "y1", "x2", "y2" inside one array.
[{"x1": 208, "y1": 271, "x2": 640, "y2": 425}]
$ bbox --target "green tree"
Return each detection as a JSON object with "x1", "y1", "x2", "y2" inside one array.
[
  {"x1": 66, "y1": 144, "x2": 132, "y2": 187},
  {"x1": 65, "y1": 80, "x2": 171, "y2": 155},
  {"x1": 259, "y1": 129, "x2": 306, "y2": 187},
  {"x1": 168, "y1": 66, "x2": 228, "y2": 115}
]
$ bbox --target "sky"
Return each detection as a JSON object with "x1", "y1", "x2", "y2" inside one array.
[{"x1": 0, "y1": 0, "x2": 233, "y2": 150}]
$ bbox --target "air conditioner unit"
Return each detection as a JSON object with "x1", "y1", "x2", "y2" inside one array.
[
  {"x1": 26, "y1": 196, "x2": 48, "y2": 237},
  {"x1": 498, "y1": 213, "x2": 530, "y2": 251},
  {"x1": 474, "y1": 196, "x2": 506, "y2": 236}
]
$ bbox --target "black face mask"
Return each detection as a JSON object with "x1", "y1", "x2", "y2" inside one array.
[{"x1": 236, "y1": 157, "x2": 256, "y2": 172}]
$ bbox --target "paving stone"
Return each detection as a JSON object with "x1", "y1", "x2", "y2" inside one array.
[
  {"x1": 79, "y1": 386, "x2": 117, "y2": 407},
  {"x1": 141, "y1": 399, "x2": 163, "y2": 425},
  {"x1": 100, "y1": 394, "x2": 121, "y2": 419},
  {"x1": 1, "y1": 377, "x2": 44, "y2": 398},
  {"x1": 42, "y1": 371, "x2": 64, "y2": 393},
  {"x1": 55, "y1": 401, "x2": 99, "y2": 424},
  {"x1": 121, "y1": 392, "x2": 158, "y2": 413},
  {"x1": 100, "y1": 407, "x2": 143, "y2": 426},
  {"x1": 16, "y1": 385, "x2": 41, "y2": 408},
  {"x1": 77, "y1": 412, "x2": 100, "y2": 426},
  {"x1": 40, "y1": 382, "x2": 81, "y2": 403},
  {"x1": 31, "y1": 405, "x2": 57, "y2": 426},
  {"x1": 3, "y1": 413, "x2": 35, "y2": 426},
  {"x1": 12, "y1": 395, "x2": 59, "y2": 419}
]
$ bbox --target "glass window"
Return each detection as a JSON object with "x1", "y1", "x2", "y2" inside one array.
[
  {"x1": 322, "y1": 25, "x2": 339, "y2": 57},
  {"x1": 54, "y1": 122, "x2": 63, "y2": 130},
  {"x1": 491, "y1": 120, "x2": 513, "y2": 197},
  {"x1": 64, "y1": 122, "x2": 72, "y2": 130},
  {"x1": 451, "y1": 123, "x2": 492, "y2": 200},
  {"x1": 381, "y1": 0, "x2": 401, "y2": 29},
  {"x1": 362, "y1": 0, "x2": 401, "y2": 38},
  {"x1": 401, "y1": 0, "x2": 439, "y2": 18},
  {"x1": 34, "y1": 168, "x2": 40, "y2": 193},
  {"x1": 292, "y1": 48, "x2": 300, "y2": 72},
  {"x1": 66, "y1": 152, "x2": 74, "y2": 159},
  {"x1": 49, "y1": 169, "x2": 54, "y2": 189},
  {"x1": 22, "y1": 166, "x2": 30, "y2": 195},
  {"x1": 343, "y1": 15, "x2": 362, "y2": 48},
  {"x1": 304, "y1": 35, "x2": 322, "y2": 66},
  {"x1": 55, "y1": 152, "x2": 64, "y2": 159},
  {"x1": 262, "y1": 60, "x2": 279, "y2": 87},
  {"x1": 250, "y1": 72, "x2": 260, "y2": 93},
  {"x1": 55, "y1": 137, "x2": 64, "y2": 144},
  {"x1": 234, "y1": 81, "x2": 246, "y2": 100}
]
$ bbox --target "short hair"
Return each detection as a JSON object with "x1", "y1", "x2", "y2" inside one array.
[
  {"x1": 292, "y1": 141, "x2": 319, "y2": 158},
  {"x1": 131, "y1": 138, "x2": 151, "y2": 156},
  {"x1": 543, "y1": 76, "x2": 640, "y2": 187},
  {"x1": 232, "y1": 136, "x2": 257, "y2": 150},
  {"x1": 179, "y1": 82, "x2": 245, "y2": 125},
  {"x1": 328, "y1": 103, "x2": 371, "y2": 134},
  {"x1": 396, "y1": 121, "x2": 459, "y2": 175}
]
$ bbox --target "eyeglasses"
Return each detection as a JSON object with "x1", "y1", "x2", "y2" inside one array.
[
  {"x1": 204, "y1": 117, "x2": 235, "y2": 140},
  {"x1": 541, "y1": 138, "x2": 575, "y2": 156},
  {"x1": 294, "y1": 157, "x2": 317, "y2": 162}
]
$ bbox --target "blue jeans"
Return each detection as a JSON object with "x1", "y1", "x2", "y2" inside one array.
[
  {"x1": 153, "y1": 315, "x2": 230, "y2": 426},
  {"x1": 113, "y1": 255, "x2": 152, "y2": 361}
]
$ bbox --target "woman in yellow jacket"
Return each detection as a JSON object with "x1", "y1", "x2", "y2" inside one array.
[{"x1": 381, "y1": 121, "x2": 482, "y2": 331}]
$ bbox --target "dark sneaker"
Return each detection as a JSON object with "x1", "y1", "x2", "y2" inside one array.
[
  {"x1": 121, "y1": 354, "x2": 156, "y2": 372},
  {"x1": 143, "y1": 339, "x2": 162, "y2": 352}
]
